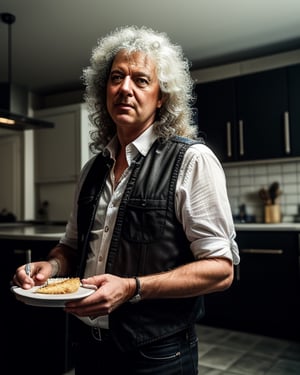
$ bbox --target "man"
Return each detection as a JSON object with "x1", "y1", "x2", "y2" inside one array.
[{"x1": 13, "y1": 25, "x2": 239, "y2": 374}]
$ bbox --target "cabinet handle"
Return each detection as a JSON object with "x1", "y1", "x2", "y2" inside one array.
[
  {"x1": 14, "y1": 248, "x2": 32, "y2": 262},
  {"x1": 239, "y1": 120, "x2": 244, "y2": 156},
  {"x1": 226, "y1": 121, "x2": 232, "y2": 157},
  {"x1": 241, "y1": 248, "x2": 283, "y2": 255},
  {"x1": 284, "y1": 111, "x2": 291, "y2": 154}
]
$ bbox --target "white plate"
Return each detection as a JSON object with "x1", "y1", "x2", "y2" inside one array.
[{"x1": 11, "y1": 283, "x2": 96, "y2": 308}]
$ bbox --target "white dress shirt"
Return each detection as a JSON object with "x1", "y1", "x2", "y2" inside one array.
[{"x1": 60, "y1": 125, "x2": 239, "y2": 327}]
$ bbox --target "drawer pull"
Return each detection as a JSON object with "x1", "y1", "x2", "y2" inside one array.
[{"x1": 241, "y1": 248, "x2": 283, "y2": 255}]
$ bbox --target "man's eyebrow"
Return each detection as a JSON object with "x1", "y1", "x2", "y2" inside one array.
[
  {"x1": 110, "y1": 68, "x2": 123, "y2": 74},
  {"x1": 133, "y1": 71, "x2": 151, "y2": 79},
  {"x1": 110, "y1": 68, "x2": 151, "y2": 78}
]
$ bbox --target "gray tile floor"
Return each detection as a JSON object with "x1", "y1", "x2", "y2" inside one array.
[
  {"x1": 64, "y1": 324, "x2": 300, "y2": 375},
  {"x1": 196, "y1": 324, "x2": 300, "y2": 375}
]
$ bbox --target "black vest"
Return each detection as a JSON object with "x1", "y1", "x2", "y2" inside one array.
[{"x1": 77, "y1": 136, "x2": 205, "y2": 351}]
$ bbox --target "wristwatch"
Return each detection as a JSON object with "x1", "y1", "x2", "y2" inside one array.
[{"x1": 129, "y1": 276, "x2": 142, "y2": 303}]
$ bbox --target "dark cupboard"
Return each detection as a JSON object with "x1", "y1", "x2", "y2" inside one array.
[
  {"x1": 195, "y1": 78, "x2": 237, "y2": 161},
  {"x1": 195, "y1": 64, "x2": 300, "y2": 162},
  {"x1": 2, "y1": 238, "x2": 69, "y2": 374},
  {"x1": 201, "y1": 230, "x2": 300, "y2": 341},
  {"x1": 287, "y1": 64, "x2": 300, "y2": 157},
  {"x1": 236, "y1": 68, "x2": 288, "y2": 160}
]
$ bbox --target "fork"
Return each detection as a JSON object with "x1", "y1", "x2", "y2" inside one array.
[{"x1": 25, "y1": 263, "x2": 31, "y2": 278}]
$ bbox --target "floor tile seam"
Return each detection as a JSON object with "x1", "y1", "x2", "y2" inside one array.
[
  {"x1": 250, "y1": 345, "x2": 291, "y2": 359},
  {"x1": 215, "y1": 344, "x2": 259, "y2": 353},
  {"x1": 264, "y1": 357, "x2": 300, "y2": 374},
  {"x1": 275, "y1": 357, "x2": 300, "y2": 365},
  {"x1": 219, "y1": 335, "x2": 263, "y2": 345},
  {"x1": 200, "y1": 332, "x2": 263, "y2": 347},
  {"x1": 200, "y1": 350, "x2": 247, "y2": 371},
  {"x1": 204, "y1": 342, "x2": 252, "y2": 355},
  {"x1": 249, "y1": 349, "x2": 290, "y2": 360},
  {"x1": 225, "y1": 353, "x2": 276, "y2": 375},
  {"x1": 199, "y1": 363, "x2": 246, "y2": 374},
  {"x1": 199, "y1": 343, "x2": 248, "y2": 357}
]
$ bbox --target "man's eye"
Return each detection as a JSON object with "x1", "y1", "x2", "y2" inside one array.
[
  {"x1": 136, "y1": 77, "x2": 149, "y2": 86},
  {"x1": 111, "y1": 75, "x2": 122, "y2": 83}
]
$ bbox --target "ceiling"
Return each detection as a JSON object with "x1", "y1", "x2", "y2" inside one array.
[{"x1": 1, "y1": 0, "x2": 300, "y2": 95}]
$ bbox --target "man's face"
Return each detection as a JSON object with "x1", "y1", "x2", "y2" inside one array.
[{"x1": 106, "y1": 50, "x2": 164, "y2": 133}]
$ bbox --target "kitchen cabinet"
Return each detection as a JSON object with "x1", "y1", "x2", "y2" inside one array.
[
  {"x1": 236, "y1": 68, "x2": 288, "y2": 160},
  {"x1": 0, "y1": 135, "x2": 22, "y2": 218},
  {"x1": 34, "y1": 103, "x2": 90, "y2": 182},
  {"x1": 34, "y1": 103, "x2": 91, "y2": 221},
  {"x1": 287, "y1": 63, "x2": 300, "y2": 157},
  {"x1": 201, "y1": 229, "x2": 300, "y2": 341},
  {"x1": 1, "y1": 235, "x2": 70, "y2": 374},
  {"x1": 195, "y1": 67, "x2": 292, "y2": 162},
  {"x1": 195, "y1": 78, "x2": 237, "y2": 161}
]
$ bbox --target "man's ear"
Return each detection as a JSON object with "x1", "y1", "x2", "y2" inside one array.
[{"x1": 157, "y1": 92, "x2": 167, "y2": 109}]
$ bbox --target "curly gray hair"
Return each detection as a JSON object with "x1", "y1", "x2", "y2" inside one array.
[{"x1": 82, "y1": 25, "x2": 198, "y2": 152}]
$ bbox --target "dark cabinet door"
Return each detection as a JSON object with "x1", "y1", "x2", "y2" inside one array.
[
  {"x1": 195, "y1": 78, "x2": 237, "y2": 162},
  {"x1": 195, "y1": 67, "x2": 290, "y2": 162},
  {"x1": 201, "y1": 231, "x2": 300, "y2": 341},
  {"x1": 236, "y1": 68, "x2": 289, "y2": 160},
  {"x1": 287, "y1": 63, "x2": 300, "y2": 156},
  {"x1": 2, "y1": 239, "x2": 69, "y2": 375},
  {"x1": 235, "y1": 231, "x2": 300, "y2": 340}
]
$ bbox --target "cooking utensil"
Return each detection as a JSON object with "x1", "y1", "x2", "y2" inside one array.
[
  {"x1": 268, "y1": 182, "x2": 281, "y2": 204},
  {"x1": 259, "y1": 188, "x2": 271, "y2": 205}
]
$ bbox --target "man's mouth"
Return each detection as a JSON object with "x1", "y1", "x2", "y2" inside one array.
[
  {"x1": 115, "y1": 102, "x2": 134, "y2": 111},
  {"x1": 116, "y1": 102, "x2": 133, "y2": 107}
]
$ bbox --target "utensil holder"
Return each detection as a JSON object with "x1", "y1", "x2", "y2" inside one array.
[{"x1": 264, "y1": 204, "x2": 281, "y2": 223}]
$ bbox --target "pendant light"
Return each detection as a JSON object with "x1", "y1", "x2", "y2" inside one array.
[{"x1": 0, "y1": 12, "x2": 54, "y2": 130}]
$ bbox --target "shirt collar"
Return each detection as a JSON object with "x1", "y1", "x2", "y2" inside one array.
[{"x1": 104, "y1": 125, "x2": 158, "y2": 165}]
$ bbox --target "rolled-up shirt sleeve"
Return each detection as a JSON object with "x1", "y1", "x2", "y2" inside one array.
[{"x1": 176, "y1": 144, "x2": 240, "y2": 265}]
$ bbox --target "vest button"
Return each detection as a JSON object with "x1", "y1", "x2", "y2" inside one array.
[{"x1": 104, "y1": 225, "x2": 109, "y2": 232}]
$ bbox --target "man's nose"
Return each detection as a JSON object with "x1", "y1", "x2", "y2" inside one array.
[{"x1": 119, "y1": 76, "x2": 133, "y2": 95}]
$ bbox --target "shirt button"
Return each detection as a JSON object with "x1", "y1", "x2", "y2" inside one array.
[
  {"x1": 104, "y1": 226, "x2": 109, "y2": 232},
  {"x1": 99, "y1": 255, "x2": 103, "y2": 262}
]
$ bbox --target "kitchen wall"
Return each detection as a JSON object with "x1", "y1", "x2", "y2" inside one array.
[{"x1": 224, "y1": 159, "x2": 300, "y2": 223}]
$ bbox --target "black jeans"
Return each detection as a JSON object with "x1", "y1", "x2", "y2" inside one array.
[{"x1": 72, "y1": 323, "x2": 199, "y2": 375}]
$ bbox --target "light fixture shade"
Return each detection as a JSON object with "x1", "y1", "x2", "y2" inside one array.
[
  {"x1": 0, "y1": 109, "x2": 54, "y2": 130},
  {"x1": 0, "y1": 13, "x2": 54, "y2": 131},
  {"x1": 0, "y1": 82, "x2": 54, "y2": 130}
]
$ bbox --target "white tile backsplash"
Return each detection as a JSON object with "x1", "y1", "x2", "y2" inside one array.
[{"x1": 224, "y1": 159, "x2": 300, "y2": 223}]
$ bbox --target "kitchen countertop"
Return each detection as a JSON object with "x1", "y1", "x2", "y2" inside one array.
[
  {"x1": 1, "y1": 222, "x2": 300, "y2": 242},
  {"x1": 0, "y1": 223, "x2": 66, "y2": 241},
  {"x1": 235, "y1": 222, "x2": 300, "y2": 231}
]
